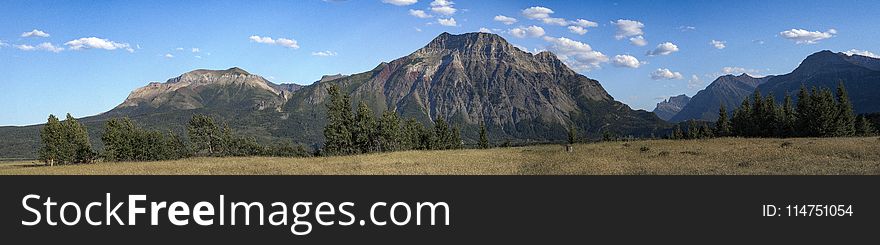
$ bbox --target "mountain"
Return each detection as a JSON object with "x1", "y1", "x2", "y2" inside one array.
[
  {"x1": 0, "y1": 32, "x2": 668, "y2": 159},
  {"x1": 277, "y1": 32, "x2": 667, "y2": 142},
  {"x1": 757, "y1": 50, "x2": 880, "y2": 114},
  {"x1": 671, "y1": 74, "x2": 772, "y2": 122},
  {"x1": 652, "y1": 94, "x2": 690, "y2": 121}
]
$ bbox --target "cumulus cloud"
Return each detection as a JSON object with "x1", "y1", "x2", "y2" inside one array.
[
  {"x1": 543, "y1": 36, "x2": 608, "y2": 71},
  {"x1": 430, "y1": 0, "x2": 456, "y2": 15},
  {"x1": 629, "y1": 36, "x2": 647, "y2": 46},
  {"x1": 843, "y1": 49, "x2": 879, "y2": 59},
  {"x1": 522, "y1": 6, "x2": 553, "y2": 19},
  {"x1": 249, "y1": 35, "x2": 300, "y2": 49},
  {"x1": 541, "y1": 17, "x2": 568, "y2": 26},
  {"x1": 311, "y1": 50, "x2": 338, "y2": 56},
  {"x1": 493, "y1": 15, "x2": 517, "y2": 25},
  {"x1": 710, "y1": 40, "x2": 726, "y2": 49},
  {"x1": 409, "y1": 9, "x2": 432, "y2": 18},
  {"x1": 164, "y1": 53, "x2": 174, "y2": 59},
  {"x1": 571, "y1": 19, "x2": 598, "y2": 28},
  {"x1": 437, "y1": 17, "x2": 457, "y2": 26},
  {"x1": 650, "y1": 68, "x2": 683, "y2": 80},
  {"x1": 64, "y1": 37, "x2": 134, "y2": 52},
  {"x1": 191, "y1": 48, "x2": 200, "y2": 53},
  {"x1": 509, "y1": 25, "x2": 545, "y2": 38},
  {"x1": 21, "y1": 29, "x2": 50, "y2": 38},
  {"x1": 779, "y1": 28, "x2": 836, "y2": 44},
  {"x1": 0, "y1": 40, "x2": 8, "y2": 48},
  {"x1": 478, "y1": 27, "x2": 493, "y2": 33},
  {"x1": 613, "y1": 19, "x2": 644, "y2": 40},
  {"x1": 381, "y1": 0, "x2": 417, "y2": 6},
  {"x1": 568, "y1": 26, "x2": 588, "y2": 35},
  {"x1": 611, "y1": 54, "x2": 643, "y2": 68},
  {"x1": 647, "y1": 42, "x2": 679, "y2": 56},
  {"x1": 14, "y1": 42, "x2": 64, "y2": 53},
  {"x1": 688, "y1": 75, "x2": 703, "y2": 89},
  {"x1": 721, "y1": 66, "x2": 763, "y2": 76}
]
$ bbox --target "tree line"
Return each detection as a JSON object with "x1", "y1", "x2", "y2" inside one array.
[
  {"x1": 322, "y1": 85, "x2": 464, "y2": 156},
  {"x1": 670, "y1": 82, "x2": 876, "y2": 139},
  {"x1": 38, "y1": 114, "x2": 309, "y2": 165}
]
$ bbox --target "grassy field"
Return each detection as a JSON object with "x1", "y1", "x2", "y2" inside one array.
[{"x1": 1, "y1": 137, "x2": 878, "y2": 175}]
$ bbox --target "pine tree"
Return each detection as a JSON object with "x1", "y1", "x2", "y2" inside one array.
[
  {"x1": 352, "y1": 102, "x2": 377, "y2": 153},
  {"x1": 62, "y1": 113, "x2": 94, "y2": 164},
  {"x1": 479, "y1": 121, "x2": 490, "y2": 149},
  {"x1": 450, "y1": 126, "x2": 462, "y2": 149},
  {"x1": 322, "y1": 85, "x2": 354, "y2": 155},
  {"x1": 686, "y1": 120, "x2": 699, "y2": 139},
  {"x1": 715, "y1": 104, "x2": 732, "y2": 137},
  {"x1": 699, "y1": 124, "x2": 714, "y2": 139},
  {"x1": 402, "y1": 118, "x2": 423, "y2": 150},
  {"x1": 781, "y1": 93, "x2": 796, "y2": 137},
  {"x1": 732, "y1": 97, "x2": 752, "y2": 137},
  {"x1": 814, "y1": 88, "x2": 838, "y2": 137},
  {"x1": 377, "y1": 110, "x2": 402, "y2": 152},
  {"x1": 750, "y1": 90, "x2": 765, "y2": 136},
  {"x1": 834, "y1": 81, "x2": 855, "y2": 137},
  {"x1": 433, "y1": 116, "x2": 450, "y2": 150},
  {"x1": 672, "y1": 124, "x2": 684, "y2": 140},
  {"x1": 795, "y1": 85, "x2": 814, "y2": 136},
  {"x1": 39, "y1": 114, "x2": 64, "y2": 165},
  {"x1": 188, "y1": 114, "x2": 221, "y2": 155}
]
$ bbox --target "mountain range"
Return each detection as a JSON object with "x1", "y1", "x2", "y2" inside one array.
[
  {"x1": 668, "y1": 50, "x2": 880, "y2": 122},
  {"x1": 652, "y1": 94, "x2": 690, "y2": 121},
  {"x1": 0, "y1": 32, "x2": 667, "y2": 158}
]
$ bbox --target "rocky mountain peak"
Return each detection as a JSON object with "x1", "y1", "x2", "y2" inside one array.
[
  {"x1": 415, "y1": 32, "x2": 522, "y2": 58},
  {"x1": 653, "y1": 94, "x2": 691, "y2": 121}
]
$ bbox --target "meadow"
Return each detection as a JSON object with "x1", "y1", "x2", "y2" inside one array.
[{"x1": 1, "y1": 137, "x2": 878, "y2": 175}]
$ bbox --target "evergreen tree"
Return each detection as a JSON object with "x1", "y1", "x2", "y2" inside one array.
[
  {"x1": 813, "y1": 88, "x2": 838, "y2": 137},
  {"x1": 855, "y1": 116, "x2": 876, "y2": 136},
  {"x1": 433, "y1": 116, "x2": 451, "y2": 150},
  {"x1": 401, "y1": 118, "x2": 423, "y2": 150},
  {"x1": 479, "y1": 122, "x2": 490, "y2": 149},
  {"x1": 672, "y1": 124, "x2": 684, "y2": 140},
  {"x1": 699, "y1": 124, "x2": 714, "y2": 139},
  {"x1": 834, "y1": 81, "x2": 856, "y2": 136},
  {"x1": 750, "y1": 90, "x2": 765, "y2": 136},
  {"x1": 780, "y1": 93, "x2": 796, "y2": 137},
  {"x1": 732, "y1": 97, "x2": 752, "y2": 137},
  {"x1": 377, "y1": 110, "x2": 402, "y2": 152},
  {"x1": 352, "y1": 102, "x2": 377, "y2": 153},
  {"x1": 188, "y1": 115, "x2": 221, "y2": 155},
  {"x1": 715, "y1": 105, "x2": 732, "y2": 137},
  {"x1": 795, "y1": 85, "x2": 812, "y2": 136},
  {"x1": 62, "y1": 113, "x2": 94, "y2": 164},
  {"x1": 686, "y1": 120, "x2": 699, "y2": 139},
  {"x1": 450, "y1": 126, "x2": 462, "y2": 149},
  {"x1": 38, "y1": 114, "x2": 64, "y2": 165},
  {"x1": 322, "y1": 85, "x2": 354, "y2": 155}
]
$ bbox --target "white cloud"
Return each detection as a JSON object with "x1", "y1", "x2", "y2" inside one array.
[
  {"x1": 191, "y1": 48, "x2": 200, "y2": 53},
  {"x1": 568, "y1": 26, "x2": 588, "y2": 35},
  {"x1": 15, "y1": 43, "x2": 61, "y2": 52},
  {"x1": 541, "y1": 17, "x2": 568, "y2": 26},
  {"x1": 629, "y1": 36, "x2": 647, "y2": 46},
  {"x1": 249, "y1": 35, "x2": 300, "y2": 49},
  {"x1": 175, "y1": 47, "x2": 184, "y2": 51},
  {"x1": 650, "y1": 68, "x2": 683, "y2": 80},
  {"x1": 679, "y1": 26, "x2": 696, "y2": 32},
  {"x1": 779, "y1": 28, "x2": 836, "y2": 44},
  {"x1": 437, "y1": 17, "x2": 457, "y2": 26},
  {"x1": 721, "y1": 66, "x2": 763, "y2": 76},
  {"x1": 543, "y1": 36, "x2": 608, "y2": 71},
  {"x1": 64, "y1": 37, "x2": 134, "y2": 52},
  {"x1": 611, "y1": 54, "x2": 643, "y2": 68},
  {"x1": 710, "y1": 40, "x2": 726, "y2": 49},
  {"x1": 522, "y1": 6, "x2": 553, "y2": 19},
  {"x1": 613, "y1": 19, "x2": 644, "y2": 40},
  {"x1": 647, "y1": 42, "x2": 679, "y2": 56},
  {"x1": 493, "y1": 15, "x2": 517, "y2": 25},
  {"x1": 414, "y1": 27, "x2": 423, "y2": 32},
  {"x1": 382, "y1": 0, "x2": 417, "y2": 6},
  {"x1": 843, "y1": 49, "x2": 879, "y2": 59},
  {"x1": 0, "y1": 40, "x2": 8, "y2": 48},
  {"x1": 571, "y1": 19, "x2": 598, "y2": 28},
  {"x1": 164, "y1": 53, "x2": 174, "y2": 58},
  {"x1": 21, "y1": 29, "x2": 50, "y2": 38},
  {"x1": 509, "y1": 25, "x2": 545, "y2": 38},
  {"x1": 409, "y1": 9, "x2": 432, "y2": 18},
  {"x1": 688, "y1": 75, "x2": 703, "y2": 89},
  {"x1": 478, "y1": 27, "x2": 493, "y2": 33},
  {"x1": 195, "y1": 55, "x2": 202, "y2": 59},
  {"x1": 430, "y1": 0, "x2": 456, "y2": 15},
  {"x1": 311, "y1": 50, "x2": 338, "y2": 56}
]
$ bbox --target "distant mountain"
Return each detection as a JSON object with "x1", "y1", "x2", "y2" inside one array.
[
  {"x1": 0, "y1": 32, "x2": 669, "y2": 158},
  {"x1": 652, "y1": 94, "x2": 690, "y2": 121},
  {"x1": 671, "y1": 74, "x2": 772, "y2": 122},
  {"x1": 757, "y1": 50, "x2": 880, "y2": 114}
]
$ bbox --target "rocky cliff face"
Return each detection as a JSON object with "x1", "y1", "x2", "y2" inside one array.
[
  {"x1": 653, "y1": 94, "x2": 691, "y2": 121},
  {"x1": 114, "y1": 67, "x2": 297, "y2": 113}
]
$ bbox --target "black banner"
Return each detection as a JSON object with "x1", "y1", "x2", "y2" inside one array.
[{"x1": 1, "y1": 176, "x2": 876, "y2": 243}]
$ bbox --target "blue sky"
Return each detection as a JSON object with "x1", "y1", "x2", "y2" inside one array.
[{"x1": 1, "y1": 0, "x2": 879, "y2": 126}]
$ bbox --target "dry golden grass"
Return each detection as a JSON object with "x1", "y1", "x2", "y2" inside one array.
[{"x1": 1, "y1": 137, "x2": 878, "y2": 175}]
